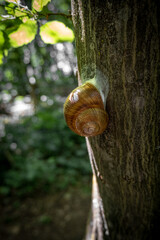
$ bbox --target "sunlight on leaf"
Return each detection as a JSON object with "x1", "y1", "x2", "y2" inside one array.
[
  {"x1": 32, "y1": 0, "x2": 51, "y2": 12},
  {"x1": 21, "y1": 16, "x2": 29, "y2": 23},
  {"x1": 14, "y1": 9, "x2": 27, "y2": 17},
  {"x1": 8, "y1": 19, "x2": 37, "y2": 47},
  {"x1": 40, "y1": 21, "x2": 74, "y2": 44}
]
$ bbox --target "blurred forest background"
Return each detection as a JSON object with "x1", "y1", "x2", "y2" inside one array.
[{"x1": 0, "y1": 0, "x2": 92, "y2": 239}]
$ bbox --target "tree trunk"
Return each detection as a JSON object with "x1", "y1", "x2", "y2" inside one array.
[{"x1": 71, "y1": 0, "x2": 160, "y2": 239}]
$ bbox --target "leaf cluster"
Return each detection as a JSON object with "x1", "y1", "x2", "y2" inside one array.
[
  {"x1": 0, "y1": 0, "x2": 74, "y2": 64},
  {"x1": 0, "y1": 21, "x2": 90, "y2": 197}
]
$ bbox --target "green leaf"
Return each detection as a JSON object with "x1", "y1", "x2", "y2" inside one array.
[
  {"x1": 0, "y1": 51, "x2": 3, "y2": 64},
  {"x1": 40, "y1": 21, "x2": 74, "y2": 44},
  {"x1": 5, "y1": 3, "x2": 15, "y2": 16},
  {"x1": 0, "y1": 5, "x2": 6, "y2": 15},
  {"x1": 14, "y1": 9, "x2": 28, "y2": 18},
  {"x1": 0, "y1": 23, "x2": 6, "y2": 31},
  {"x1": 32, "y1": 0, "x2": 51, "y2": 12},
  {"x1": 0, "y1": 31, "x2": 5, "y2": 49},
  {"x1": 8, "y1": 19, "x2": 37, "y2": 47}
]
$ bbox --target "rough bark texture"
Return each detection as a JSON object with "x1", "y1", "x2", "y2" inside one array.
[{"x1": 71, "y1": 0, "x2": 160, "y2": 239}]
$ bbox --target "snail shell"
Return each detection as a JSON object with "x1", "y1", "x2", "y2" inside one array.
[{"x1": 63, "y1": 83, "x2": 109, "y2": 137}]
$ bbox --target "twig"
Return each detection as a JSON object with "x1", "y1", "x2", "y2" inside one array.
[
  {"x1": 38, "y1": 12, "x2": 72, "y2": 20},
  {"x1": 0, "y1": 3, "x2": 36, "y2": 19},
  {"x1": 0, "y1": 3, "x2": 72, "y2": 20},
  {"x1": 47, "y1": 12, "x2": 72, "y2": 19}
]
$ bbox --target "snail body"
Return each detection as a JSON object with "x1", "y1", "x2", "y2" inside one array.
[{"x1": 63, "y1": 81, "x2": 109, "y2": 137}]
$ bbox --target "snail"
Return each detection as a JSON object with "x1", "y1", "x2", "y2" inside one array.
[{"x1": 63, "y1": 77, "x2": 109, "y2": 137}]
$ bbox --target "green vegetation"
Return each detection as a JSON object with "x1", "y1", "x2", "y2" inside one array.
[
  {"x1": 0, "y1": 0, "x2": 91, "y2": 197},
  {"x1": 0, "y1": 0, "x2": 73, "y2": 64},
  {"x1": 0, "y1": 105, "x2": 91, "y2": 196}
]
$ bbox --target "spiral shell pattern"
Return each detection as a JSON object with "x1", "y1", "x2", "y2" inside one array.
[{"x1": 63, "y1": 83, "x2": 109, "y2": 137}]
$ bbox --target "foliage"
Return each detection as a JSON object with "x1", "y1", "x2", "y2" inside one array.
[
  {"x1": 0, "y1": 0, "x2": 74, "y2": 64},
  {"x1": 32, "y1": 0, "x2": 51, "y2": 12},
  {"x1": 0, "y1": 105, "x2": 91, "y2": 196},
  {"x1": 8, "y1": 19, "x2": 37, "y2": 47},
  {"x1": 0, "y1": 1, "x2": 91, "y2": 197},
  {"x1": 40, "y1": 20, "x2": 74, "y2": 44}
]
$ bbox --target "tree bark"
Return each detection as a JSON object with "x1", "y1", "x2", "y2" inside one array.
[{"x1": 71, "y1": 0, "x2": 160, "y2": 239}]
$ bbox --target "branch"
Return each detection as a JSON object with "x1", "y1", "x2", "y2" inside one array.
[
  {"x1": 0, "y1": 3, "x2": 72, "y2": 21},
  {"x1": 47, "y1": 12, "x2": 72, "y2": 19},
  {"x1": 0, "y1": 3, "x2": 36, "y2": 19},
  {"x1": 38, "y1": 12, "x2": 72, "y2": 20}
]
